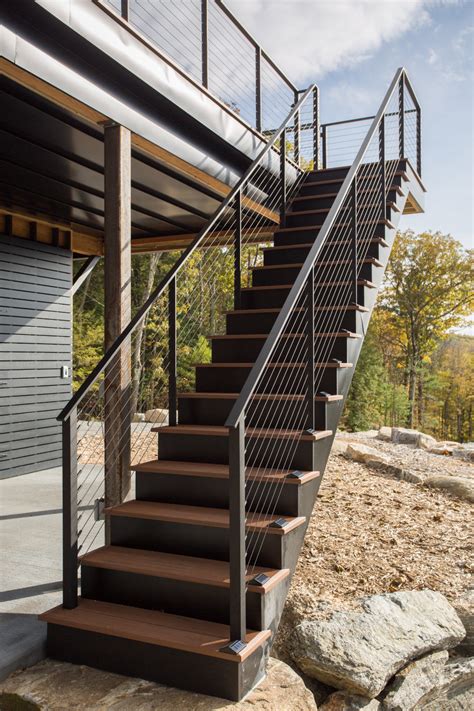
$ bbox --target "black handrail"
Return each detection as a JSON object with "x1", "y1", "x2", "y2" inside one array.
[
  {"x1": 58, "y1": 84, "x2": 316, "y2": 422},
  {"x1": 225, "y1": 67, "x2": 417, "y2": 429}
]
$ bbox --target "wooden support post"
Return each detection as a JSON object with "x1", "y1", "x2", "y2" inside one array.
[{"x1": 104, "y1": 123, "x2": 132, "y2": 540}]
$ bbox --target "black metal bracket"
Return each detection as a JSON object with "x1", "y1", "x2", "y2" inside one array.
[
  {"x1": 286, "y1": 470, "x2": 305, "y2": 480},
  {"x1": 220, "y1": 639, "x2": 247, "y2": 655},
  {"x1": 249, "y1": 572, "x2": 270, "y2": 586},
  {"x1": 269, "y1": 517, "x2": 290, "y2": 529}
]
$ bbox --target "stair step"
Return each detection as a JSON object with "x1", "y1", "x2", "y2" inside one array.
[
  {"x1": 276, "y1": 218, "x2": 394, "y2": 234},
  {"x1": 40, "y1": 598, "x2": 269, "y2": 663},
  {"x1": 262, "y1": 238, "x2": 388, "y2": 252},
  {"x1": 241, "y1": 280, "x2": 373, "y2": 292},
  {"x1": 81, "y1": 545, "x2": 289, "y2": 593},
  {"x1": 251, "y1": 257, "x2": 382, "y2": 271},
  {"x1": 153, "y1": 423, "x2": 333, "y2": 441},
  {"x1": 105, "y1": 499, "x2": 307, "y2": 535},
  {"x1": 194, "y1": 361, "x2": 353, "y2": 369},
  {"x1": 225, "y1": 305, "x2": 368, "y2": 315},
  {"x1": 133, "y1": 459, "x2": 320, "y2": 485},
  {"x1": 208, "y1": 332, "x2": 361, "y2": 341},
  {"x1": 179, "y1": 391, "x2": 343, "y2": 402}
]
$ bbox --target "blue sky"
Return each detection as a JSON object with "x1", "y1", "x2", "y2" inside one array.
[{"x1": 229, "y1": 0, "x2": 473, "y2": 250}]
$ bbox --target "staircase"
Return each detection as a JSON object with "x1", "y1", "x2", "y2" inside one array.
[{"x1": 40, "y1": 70, "x2": 424, "y2": 701}]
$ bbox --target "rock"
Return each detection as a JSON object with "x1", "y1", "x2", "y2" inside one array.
[
  {"x1": 345, "y1": 443, "x2": 389, "y2": 466},
  {"x1": 415, "y1": 656, "x2": 474, "y2": 710},
  {"x1": 452, "y1": 446, "x2": 474, "y2": 463},
  {"x1": 288, "y1": 590, "x2": 465, "y2": 698},
  {"x1": 332, "y1": 438, "x2": 349, "y2": 456},
  {"x1": 381, "y1": 649, "x2": 449, "y2": 710},
  {"x1": 424, "y1": 475, "x2": 474, "y2": 503},
  {"x1": 144, "y1": 408, "x2": 168, "y2": 424},
  {"x1": 428, "y1": 444, "x2": 455, "y2": 456},
  {"x1": 453, "y1": 589, "x2": 474, "y2": 655},
  {"x1": 320, "y1": 691, "x2": 380, "y2": 709},
  {"x1": 0, "y1": 657, "x2": 317, "y2": 710},
  {"x1": 391, "y1": 428, "x2": 436, "y2": 449},
  {"x1": 132, "y1": 413, "x2": 145, "y2": 423},
  {"x1": 365, "y1": 461, "x2": 423, "y2": 484},
  {"x1": 377, "y1": 426, "x2": 392, "y2": 442}
]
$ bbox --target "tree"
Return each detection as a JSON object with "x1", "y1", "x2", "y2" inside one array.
[{"x1": 379, "y1": 231, "x2": 473, "y2": 427}]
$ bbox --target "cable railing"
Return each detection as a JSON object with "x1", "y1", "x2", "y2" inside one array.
[
  {"x1": 98, "y1": 0, "x2": 299, "y2": 137},
  {"x1": 59, "y1": 84, "x2": 319, "y2": 609},
  {"x1": 224, "y1": 68, "x2": 421, "y2": 643}
]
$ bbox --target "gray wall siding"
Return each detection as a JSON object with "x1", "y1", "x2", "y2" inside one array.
[{"x1": 0, "y1": 235, "x2": 72, "y2": 478}]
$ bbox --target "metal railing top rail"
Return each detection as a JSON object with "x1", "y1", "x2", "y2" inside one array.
[
  {"x1": 96, "y1": 0, "x2": 298, "y2": 137},
  {"x1": 58, "y1": 83, "x2": 316, "y2": 422},
  {"x1": 225, "y1": 67, "x2": 419, "y2": 428}
]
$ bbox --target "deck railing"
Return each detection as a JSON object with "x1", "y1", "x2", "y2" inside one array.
[
  {"x1": 225, "y1": 68, "x2": 422, "y2": 642},
  {"x1": 98, "y1": 0, "x2": 299, "y2": 137}
]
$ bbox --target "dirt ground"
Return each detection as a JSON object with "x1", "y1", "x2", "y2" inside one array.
[{"x1": 275, "y1": 437, "x2": 473, "y2": 651}]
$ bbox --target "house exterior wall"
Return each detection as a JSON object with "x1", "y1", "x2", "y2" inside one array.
[{"x1": 0, "y1": 235, "x2": 72, "y2": 478}]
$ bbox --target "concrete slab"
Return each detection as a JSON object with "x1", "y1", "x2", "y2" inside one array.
[{"x1": 0, "y1": 468, "x2": 63, "y2": 681}]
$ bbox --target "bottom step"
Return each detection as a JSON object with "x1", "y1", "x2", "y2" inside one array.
[{"x1": 40, "y1": 598, "x2": 270, "y2": 701}]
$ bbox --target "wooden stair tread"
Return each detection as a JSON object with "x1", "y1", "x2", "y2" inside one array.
[
  {"x1": 240, "y1": 280, "x2": 374, "y2": 292},
  {"x1": 39, "y1": 598, "x2": 270, "y2": 662},
  {"x1": 105, "y1": 499, "x2": 306, "y2": 535},
  {"x1": 194, "y1": 361, "x2": 353, "y2": 369},
  {"x1": 251, "y1": 257, "x2": 382, "y2": 270},
  {"x1": 276, "y1": 218, "x2": 394, "y2": 233},
  {"x1": 208, "y1": 331, "x2": 361, "y2": 340},
  {"x1": 80, "y1": 545, "x2": 289, "y2": 593},
  {"x1": 153, "y1": 424, "x2": 333, "y2": 441},
  {"x1": 133, "y1": 459, "x2": 320, "y2": 485},
  {"x1": 262, "y1": 238, "x2": 387, "y2": 251},
  {"x1": 178, "y1": 391, "x2": 342, "y2": 402}
]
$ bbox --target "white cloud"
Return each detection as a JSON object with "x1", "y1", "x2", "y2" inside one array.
[
  {"x1": 427, "y1": 48, "x2": 438, "y2": 64},
  {"x1": 226, "y1": 0, "x2": 432, "y2": 82}
]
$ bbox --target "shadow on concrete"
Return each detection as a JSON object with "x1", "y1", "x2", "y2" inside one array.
[
  {"x1": 0, "y1": 505, "x2": 93, "y2": 522},
  {"x1": 0, "y1": 582, "x2": 63, "y2": 604}
]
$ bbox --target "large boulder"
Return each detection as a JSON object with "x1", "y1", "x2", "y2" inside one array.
[
  {"x1": 424, "y1": 476, "x2": 474, "y2": 503},
  {"x1": 377, "y1": 427, "x2": 392, "y2": 442},
  {"x1": 416, "y1": 656, "x2": 474, "y2": 710},
  {"x1": 0, "y1": 657, "x2": 317, "y2": 710},
  {"x1": 453, "y1": 589, "x2": 474, "y2": 655},
  {"x1": 391, "y1": 428, "x2": 437, "y2": 449},
  {"x1": 320, "y1": 692, "x2": 380, "y2": 709},
  {"x1": 365, "y1": 461, "x2": 422, "y2": 484},
  {"x1": 144, "y1": 408, "x2": 168, "y2": 424},
  {"x1": 452, "y1": 446, "x2": 474, "y2": 463},
  {"x1": 288, "y1": 590, "x2": 465, "y2": 698},
  {"x1": 381, "y1": 650, "x2": 449, "y2": 710},
  {"x1": 345, "y1": 444, "x2": 389, "y2": 466}
]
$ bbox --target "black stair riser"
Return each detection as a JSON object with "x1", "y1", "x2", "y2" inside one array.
[
  {"x1": 136, "y1": 470, "x2": 309, "y2": 516},
  {"x1": 285, "y1": 211, "x2": 328, "y2": 229},
  {"x1": 158, "y1": 431, "x2": 318, "y2": 470},
  {"x1": 252, "y1": 265, "x2": 301, "y2": 287},
  {"x1": 81, "y1": 566, "x2": 289, "y2": 633},
  {"x1": 110, "y1": 515, "x2": 298, "y2": 569},
  {"x1": 179, "y1": 394, "x2": 331, "y2": 431},
  {"x1": 196, "y1": 363, "x2": 344, "y2": 395},
  {"x1": 274, "y1": 220, "x2": 388, "y2": 247},
  {"x1": 240, "y1": 288, "x2": 291, "y2": 309},
  {"x1": 263, "y1": 246, "x2": 312, "y2": 267},
  {"x1": 306, "y1": 168, "x2": 349, "y2": 182},
  {"x1": 226, "y1": 310, "x2": 301, "y2": 335},
  {"x1": 292, "y1": 189, "x2": 399, "y2": 213},
  {"x1": 211, "y1": 333, "x2": 357, "y2": 364},
  {"x1": 46, "y1": 625, "x2": 267, "y2": 702}
]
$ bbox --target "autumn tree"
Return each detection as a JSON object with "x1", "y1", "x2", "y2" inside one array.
[{"x1": 379, "y1": 231, "x2": 473, "y2": 427}]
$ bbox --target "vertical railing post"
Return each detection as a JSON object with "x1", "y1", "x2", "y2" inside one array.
[
  {"x1": 201, "y1": 0, "x2": 209, "y2": 88},
  {"x1": 379, "y1": 115, "x2": 386, "y2": 222},
  {"x1": 399, "y1": 73, "x2": 405, "y2": 159},
  {"x1": 313, "y1": 86, "x2": 320, "y2": 169},
  {"x1": 280, "y1": 127, "x2": 287, "y2": 225},
  {"x1": 294, "y1": 90, "x2": 300, "y2": 166},
  {"x1": 228, "y1": 417, "x2": 246, "y2": 644},
  {"x1": 121, "y1": 0, "x2": 129, "y2": 21},
  {"x1": 416, "y1": 105, "x2": 422, "y2": 177},
  {"x1": 168, "y1": 277, "x2": 177, "y2": 426},
  {"x1": 351, "y1": 176, "x2": 358, "y2": 305},
  {"x1": 306, "y1": 268, "x2": 315, "y2": 431},
  {"x1": 62, "y1": 410, "x2": 78, "y2": 609},
  {"x1": 234, "y1": 190, "x2": 242, "y2": 309},
  {"x1": 322, "y1": 124, "x2": 328, "y2": 169},
  {"x1": 255, "y1": 47, "x2": 262, "y2": 132}
]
